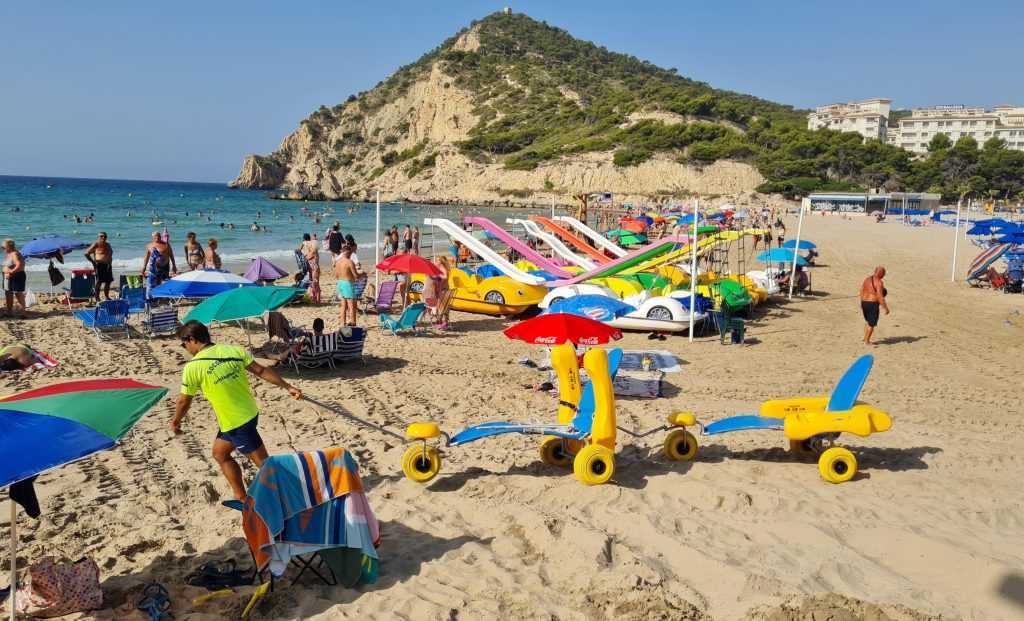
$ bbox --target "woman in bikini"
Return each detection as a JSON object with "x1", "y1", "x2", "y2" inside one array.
[
  {"x1": 205, "y1": 238, "x2": 222, "y2": 269},
  {"x1": 184, "y1": 232, "x2": 204, "y2": 271}
]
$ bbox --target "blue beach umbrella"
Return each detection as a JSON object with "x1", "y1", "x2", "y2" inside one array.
[
  {"x1": 756, "y1": 249, "x2": 808, "y2": 266},
  {"x1": 150, "y1": 269, "x2": 255, "y2": 299},
  {"x1": 21, "y1": 234, "x2": 88, "y2": 259},
  {"x1": 548, "y1": 294, "x2": 636, "y2": 322},
  {"x1": 967, "y1": 224, "x2": 995, "y2": 236},
  {"x1": 782, "y1": 239, "x2": 817, "y2": 250},
  {"x1": 995, "y1": 233, "x2": 1024, "y2": 245}
]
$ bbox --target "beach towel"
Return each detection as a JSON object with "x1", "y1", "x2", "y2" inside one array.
[
  {"x1": 241, "y1": 448, "x2": 381, "y2": 577},
  {"x1": 0, "y1": 349, "x2": 59, "y2": 373}
]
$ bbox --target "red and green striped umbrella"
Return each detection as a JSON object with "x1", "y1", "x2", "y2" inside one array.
[{"x1": 0, "y1": 379, "x2": 168, "y2": 488}]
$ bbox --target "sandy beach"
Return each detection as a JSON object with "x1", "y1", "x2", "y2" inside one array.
[{"x1": 2, "y1": 213, "x2": 1022, "y2": 620}]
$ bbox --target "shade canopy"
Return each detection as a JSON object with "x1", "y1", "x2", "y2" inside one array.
[
  {"x1": 183, "y1": 286, "x2": 305, "y2": 325},
  {"x1": 244, "y1": 257, "x2": 289, "y2": 282},
  {"x1": 21, "y1": 235, "x2": 88, "y2": 259},
  {"x1": 547, "y1": 295, "x2": 635, "y2": 323},
  {"x1": 149, "y1": 269, "x2": 255, "y2": 299},
  {"x1": 757, "y1": 249, "x2": 808, "y2": 266},
  {"x1": 504, "y1": 313, "x2": 623, "y2": 346},
  {"x1": 0, "y1": 379, "x2": 168, "y2": 488},
  {"x1": 375, "y1": 254, "x2": 442, "y2": 276}
]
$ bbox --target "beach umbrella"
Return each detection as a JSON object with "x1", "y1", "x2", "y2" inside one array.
[
  {"x1": 636, "y1": 215, "x2": 654, "y2": 226},
  {"x1": 183, "y1": 286, "x2": 305, "y2": 325},
  {"x1": 1, "y1": 379, "x2": 168, "y2": 619},
  {"x1": 149, "y1": 269, "x2": 255, "y2": 299},
  {"x1": 966, "y1": 224, "x2": 995, "y2": 236},
  {"x1": 547, "y1": 295, "x2": 636, "y2": 322},
  {"x1": 243, "y1": 257, "x2": 289, "y2": 283},
  {"x1": 757, "y1": 249, "x2": 808, "y2": 266},
  {"x1": 995, "y1": 233, "x2": 1024, "y2": 245},
  {"x1": 20, "y1": 234, "x2": 88, "y2": 259},
  {"x1": 504, "y1": 313, "x2": 622, "y2": 346},
  {"x1": 782, "y1": 239, "x2": 817, "y2": 250},
  {"x1": 375, "y1": 253, "x2": 441, "y2": 277},
  {"x1": 621, "y1": 220, "x2": 648, "y2": 233}
]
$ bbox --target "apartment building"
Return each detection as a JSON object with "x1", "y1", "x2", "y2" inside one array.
[
  {"x1": 807, "y1": 98, "x2": 890, "y2": 142},
  {"x1": 885, "y1": 104, "x2": 1024, "y2": 153}
]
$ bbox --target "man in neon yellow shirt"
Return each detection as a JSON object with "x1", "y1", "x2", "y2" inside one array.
[{"x1": 172, "y1": 320, "x2": 301, "y2": 500}]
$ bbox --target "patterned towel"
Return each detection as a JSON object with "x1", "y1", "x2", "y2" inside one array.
[
  {"x1": 242, "y1": 448, "x2": 381, "y2": 576},
  {"x1": 0, "y1": 350, "x2": 59, "y2": 373}
]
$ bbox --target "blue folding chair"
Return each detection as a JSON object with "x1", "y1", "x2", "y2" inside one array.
[
  {"x1": 379, "y1": 303, "x2": 426, "y2": 336},
  {"x1": 121, "y1": 286, "x2": 147, "y2": 316},
  {"x1": 73, "y1": 299, "x2": 131, "y2": 339}
]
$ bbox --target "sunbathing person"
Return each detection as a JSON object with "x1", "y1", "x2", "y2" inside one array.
[{"x1": 0, "y1": 343, "x2": 36, "y2": 371}]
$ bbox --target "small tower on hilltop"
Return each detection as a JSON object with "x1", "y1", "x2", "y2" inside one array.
[{"x1": 503, "y1": 6, "x2": 512, "y2": 15}]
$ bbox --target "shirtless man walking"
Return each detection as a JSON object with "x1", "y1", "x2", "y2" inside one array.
[
  {"x1": 334, "y1": 247, "x2": 358, "y2": 326},
  {"x1": 85, "y1": 232, "x2": 114, "y2": 300},
  {"x1": 859, "y1": 266, "x2": 890, "y2": 345}
]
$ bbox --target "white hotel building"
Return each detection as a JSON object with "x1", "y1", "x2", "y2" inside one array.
[
  {"x1": 807, "y1": 99, "x2": 891, "y2": 142},
  {"x1": 808, "y1": 101, "x2": 1024, "y2": 154}
]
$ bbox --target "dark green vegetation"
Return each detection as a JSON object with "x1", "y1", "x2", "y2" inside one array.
[{"x1": 292, "y1": 12, "x2": 1024, "y2": 202}]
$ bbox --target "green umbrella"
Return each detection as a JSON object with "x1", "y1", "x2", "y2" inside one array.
[
  {"x1": 183, "y1": 286, "x2": 305, "y2": 325},
  {"x1": 605, "y1": 229, "x2": 647, "y2": 246}
]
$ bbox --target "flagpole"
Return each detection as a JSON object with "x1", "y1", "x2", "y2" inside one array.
[
  {"x1": 787, "y1": 202, "x2": 806, "y2": 300},
  {"x1": 374, "y1": 190, "x2": 381, "y2": 293},
  {"x1": 688, "y1": 198, "x2": 699, "y2": 342},
  {"x1": 951, "y1": 199, "x2": 962, "y2": 282}
]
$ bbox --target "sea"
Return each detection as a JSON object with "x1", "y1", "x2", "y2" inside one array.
[{"x1": 0, "y1": 175, "x2": 549, "y2": 287}]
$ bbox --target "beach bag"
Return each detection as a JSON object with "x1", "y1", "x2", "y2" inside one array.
[
  {"x1": 47, "y1": 261, "x2": 65, "y2": 286},
  {"x1": 15, "y1": 556, "x2": 102, "y2": 617},
  {"x1": 24, "y1": 288, "x2": 38, "y2": 309}
]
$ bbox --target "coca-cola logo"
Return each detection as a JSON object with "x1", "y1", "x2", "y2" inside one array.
[
  {"x1": 578, "y1": 337, "x2": 599, "y2": 346},
  {"x1": 534, "y1": 336, "x2": 558, "y2": 344}
]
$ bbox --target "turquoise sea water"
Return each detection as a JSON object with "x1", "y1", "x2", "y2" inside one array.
[{"x1": 0, "y1": 175, "x2": 546, "y2": 284}]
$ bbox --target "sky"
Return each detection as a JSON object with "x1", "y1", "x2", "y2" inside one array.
[{"x1": 2, "y1": 1, "x2": 1022, "y2": 183}]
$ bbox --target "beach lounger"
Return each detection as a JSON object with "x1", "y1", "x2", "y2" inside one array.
[
  {"x1": 295, "y1": 332, "x2": 339, "y2": 369},
  {"x1": 334, "y1": 327, "x2": 367, "y2": 364},
  {"x1": 73, "y1": 299, "x2": 131, "y2": 340},
  {"x1": 225, "y1": 447, "x2": 380, "y2": 589},
  {"x1": 141, "y1": 307, "x2": 180, "y2": 338},
  {"x1": 379, "y1": 302, "x2": 426, "y2": 336}
]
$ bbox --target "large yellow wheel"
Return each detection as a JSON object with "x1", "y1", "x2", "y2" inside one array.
[
  {"x1": 573, "y1": 444, "x2": 615, "y2": 485},
  {"x1": 818, "y1": 447, "x2": 857, "y2": 484},
  {"x1": 402, "y1": 444, "x2": 442, "y2": 483},
  {"x1": 663, "y1": 430, "x2": 699, "y2": 461},
  {"x1": 539, "y1": 436, "x2": 574, "y2": 468}
]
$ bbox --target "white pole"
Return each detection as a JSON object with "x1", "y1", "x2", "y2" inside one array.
[
  {"x1": 688, "y1": 198, "x2": 699, "y2": 342},
  {"x1": 901, "y1": 194, "x2": 906, "y2": 223},
  {"x1": 951, "y1": 199, "x2": 962, "y2": 282},
  {"x1": 551, "y1": 195, "x2": 555, "y2": 219},
  {"x1": 787, "y1": 201, "x2": 806, "y2": 300},
  {"x1": 374, "y1": 190, "x2": 381, "y2": 293},
  {"x1": 9, "y1": 500, "x2": 17, "y2": 621}
]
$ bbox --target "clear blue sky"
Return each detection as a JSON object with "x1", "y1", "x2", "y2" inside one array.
[{"x1": 2, "y1": 1, "x2": 1021, "y2": 183}]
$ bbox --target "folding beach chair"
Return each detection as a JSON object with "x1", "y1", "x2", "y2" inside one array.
[
  {"x1": 379, "y1": 302, "x2": 426, "y2": 336},
  {"x1": 334, "y1": 327, "x2": 367, "y2": 364},
  {"x1": 226, "y1": 447, "x2": 381, "y2": 590},
  {"x1": 431, "y1": 289, "x2": 456, "y2": 329},
  {"x1": 365, "y1": 280, "x2": 398, "y2": 314},
  {"x1": 264, "y1": 311, "x2": 305, "y2": 373},
  {"x1": 141, "y1": 307, "x2": 180, "y2": 338},
  {"x1": 295, "y1": 332, "x2": 339, "y2": 370},
  {"x1": 73, "y1": 299, "x2": 131, "y2": 340},
  {"x1": 120, "y1": 286, "x2": 147, "y2": 316},
  {"x1": 64, "y1": 270, "x2": 96, "y2": 308}
]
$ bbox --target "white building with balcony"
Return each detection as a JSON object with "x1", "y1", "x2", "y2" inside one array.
[
  {"x1": 886, "y1": 104, "x2": 1024, "y2": 153},
  {"x1": 807, "y1": 98, "x2": 890, "y2": 142}
]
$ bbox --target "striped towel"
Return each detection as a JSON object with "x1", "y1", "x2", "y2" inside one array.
[
  {"x1": 0, "y1": 350, "x2": 59, "y2": 373},
  {"x1": 242, "y1": 448, "x2": 381, "y2": 576}
]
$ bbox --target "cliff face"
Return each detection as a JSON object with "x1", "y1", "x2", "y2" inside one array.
[{"x1": 231, "y1": 15, "x2": 774, "y2": 205}]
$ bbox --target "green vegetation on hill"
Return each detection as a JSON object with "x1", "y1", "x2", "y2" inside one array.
[{"x1": 291, "y1": 12, "x2": 1024, "y2": 203}]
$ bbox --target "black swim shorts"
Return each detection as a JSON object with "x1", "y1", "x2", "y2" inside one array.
[
  {"x1": 861, "y1": 301, "x2": 880, "y2": 327},
  {"x1": 215, "y1": 415, "x2": 264, "y2": 454},
  {"x1": 96, "y1": 262, "x2": 114, "y2": 284}
]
